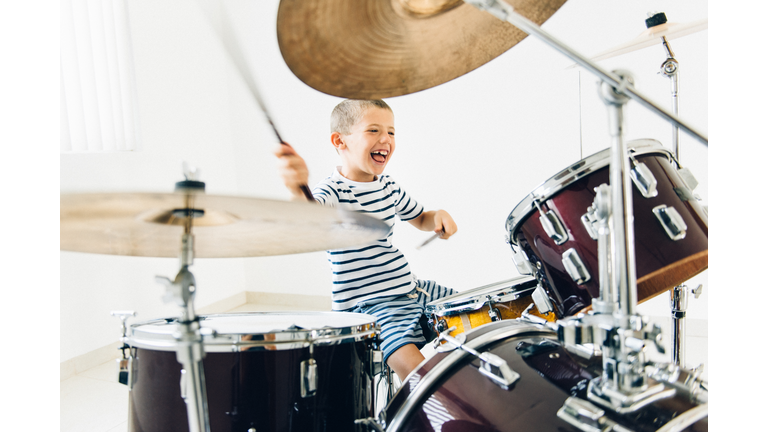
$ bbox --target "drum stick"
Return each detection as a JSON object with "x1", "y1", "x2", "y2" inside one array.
[
  {"x1": 195, "y1": 1, "x2": 315, "y2": 202},
  {"x1": 416, "y1": 230, "x2": 445, "y2": 250}
]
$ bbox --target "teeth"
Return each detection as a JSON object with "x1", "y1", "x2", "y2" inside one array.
[{"x1": 372, "y1": 151, "x2": 389, "y2": 156}]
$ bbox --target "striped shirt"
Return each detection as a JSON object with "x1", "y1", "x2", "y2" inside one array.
[{"x1": 313, "y1": 168, "x2": 424, "y2": 311}]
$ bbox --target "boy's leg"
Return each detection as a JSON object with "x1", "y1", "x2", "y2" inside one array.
[{"x1": 387, "y1": 343, "x2": 425, "y2": 381}]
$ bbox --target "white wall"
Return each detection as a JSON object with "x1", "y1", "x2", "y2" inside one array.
[{"x1": 60, "y1": 0, "x2": 709, "y2": 362}]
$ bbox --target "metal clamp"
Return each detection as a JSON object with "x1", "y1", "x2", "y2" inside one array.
[
  {"x1": 557, "y1": 396, "x2": 634, "y2": 432},
  {"x1": 652, "y1": 205, "x2": 687, "y2": 240},
  {"x1": 435, "y1": 327, "x2": 520, "y2": 390},
  {"x1": 581, "y1": 205, "x2": 599, "y2": 240}
]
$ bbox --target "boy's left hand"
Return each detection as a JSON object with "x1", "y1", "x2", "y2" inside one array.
[{"x1": 433, "y1": 210, "x2": 457, "y2": 239}]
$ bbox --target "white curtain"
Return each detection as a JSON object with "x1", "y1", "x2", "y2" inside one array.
[{"x1": 61, "y1": 0, "x2": 140, "y2": 152}]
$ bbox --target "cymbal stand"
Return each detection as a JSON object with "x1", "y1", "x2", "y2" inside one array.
[
  {"x1": 463, "y1": 0, "x2": 708, "y2": 417},
  {"x1": 653, "y1": 18, "x2": 705, "y2": 368},
  {"x1": 155, "y1": 170, "x2": 211, "y2": 432},
  {"x1": 463, "y1": 0, "x2": 708, "y2": 147}
]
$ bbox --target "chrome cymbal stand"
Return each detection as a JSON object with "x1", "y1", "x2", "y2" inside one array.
[
  {"x1": 155, "y1": 166, "x2": 211, "y2": 432},
  {"x1": 646, "y1": 11, "x2": 706, "y2": 368},
  {"x1": 465, "y1": 0, "x2": 708, "y2": 419}
]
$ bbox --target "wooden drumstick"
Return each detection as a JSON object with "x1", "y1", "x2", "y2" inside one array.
[{"x1": 196, "y1": 1, "x2": 314, "y2": 202}]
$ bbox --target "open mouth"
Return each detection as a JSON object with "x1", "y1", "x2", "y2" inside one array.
[{"x1": 371, "y1": 150, "x2": 389, "y2": 164}]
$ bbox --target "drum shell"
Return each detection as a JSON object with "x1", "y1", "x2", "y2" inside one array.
[
  {"x1": 125, "y1": 313, "x2": 376, "y2": 432},
  {"x1": 511, "y1": 149, "x2": 708, "y2": 317},
  {"x1": 384, "y1": 321, "x2": 707, "y2": 432}
]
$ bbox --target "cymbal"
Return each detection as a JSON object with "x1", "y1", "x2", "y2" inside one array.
[
  {"x1": 60, "y1": 192, "x2": 391, "y2": 258},
  {"x1": 276, "y1": 0, "x2": 568, "y2": 99},
  {"x1": 588, "y1": 18, "x2": 707, "y2": 62}
]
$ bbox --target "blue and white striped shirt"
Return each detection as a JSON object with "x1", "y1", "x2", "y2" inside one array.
[{"x1": 313, "y1": 168, "x2": 424, "y2": 311}]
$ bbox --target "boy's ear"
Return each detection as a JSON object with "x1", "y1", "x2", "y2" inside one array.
[{"x1": 331, "y1": 132, "x2": 345, "y2": 150}]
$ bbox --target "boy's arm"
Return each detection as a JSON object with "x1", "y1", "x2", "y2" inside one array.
[
  {"x1": 273, "y1": 143, "x2": 312, "y2": 201},
  {"x1": 408, "y1": 209, "x2": 457, "y2": 239}
]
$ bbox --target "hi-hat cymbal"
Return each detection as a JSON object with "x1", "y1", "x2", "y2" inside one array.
[
  {"x1": 276, "y1": 0, "x2": 568, "y2": 99},
  {"x1": 60, "y1": 192, "x2": 390, "y2": 258},
  {"x1": 588, "y1": 18, "x2": 707, "y2": 62}
]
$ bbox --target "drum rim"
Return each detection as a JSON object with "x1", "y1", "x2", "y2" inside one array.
[
  {"x1": 505, "y1": 138, "x2": 674, "y2": 246},
  {"x1": 384, "y1": 320, "x2": 556, "y2": 431},
  {"x1": 126, "y1": 311, "x2": 378, "y2": 352},
  {"x1": 424, "y1": 276, "x2": 537, "y2": 317}
]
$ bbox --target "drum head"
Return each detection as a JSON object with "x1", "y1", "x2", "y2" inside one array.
[{"x1": 127, "y1": 311, "x2": 377, "y2": 351}]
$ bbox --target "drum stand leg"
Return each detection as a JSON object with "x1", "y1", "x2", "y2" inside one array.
[{"x1": 670, "y1": 284, "x2": 703, "y2": 366}]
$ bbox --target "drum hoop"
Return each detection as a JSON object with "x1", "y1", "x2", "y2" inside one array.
[
  {"x1": 656, "y1": 403, "x2": 708, "y2": 432},
  {"x1": 424, "y1": 276, "x2": 537, "y2": 317},
  {"x1": 385, "y1": 321, "x2": 556, "y2": 431},
  {"x1": 505, "y1": 138, "x2": 673, "y2": 245},
  {"x1": 126, "y1": 312, "x2": 378, "y2": 352}
]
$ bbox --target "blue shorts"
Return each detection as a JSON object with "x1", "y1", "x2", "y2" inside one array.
[{"x1": 350, "y1": 280, "x2": 456, "y2": 364}]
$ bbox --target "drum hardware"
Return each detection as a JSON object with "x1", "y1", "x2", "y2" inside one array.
[
  {"x1": 464, "y1": 0, "x2": 707, "y2": 146},
  {"x1": 300, "y1": 341, "x2": 318, "y2": 398},
  {"x1": 590, "y1": 184, "x2": 616, "y2": 316},
  {"x1": 652, "y1": 205, "x2": 687, "y2": 241},
  {"x1": 508, "y1": 242, "x2": 534, "y2": 276},
  {"x1": 152, "y1": 170, "x2": 211, "y2": 432},
  {"x1": 531, "y1": 283, "x2": 554, "y2": 315},
  {"x1": 484, "y1": 296, "x2": 503, "y2": 321},
  {"x1": 628, "y1": 153, "x2": 659, "y2": 198},
  {"x1": 557, "y1": 396, "x2": 633, "y2": 432},
  {"x1": 670, "y1": 284, "x2": 703, "y2": 367},
  {"x1": 533, "y1": 198, "x2": 569, "y2": 245},
  {"x1": 434, "y1": 326, "x2": 520, "y2": 389},
  {"x1": 111, "y1": 310, "x2": 137, "y2": 388},
  {"x1": 562, "y1": 248, "x2": 591, "y2": 285}
]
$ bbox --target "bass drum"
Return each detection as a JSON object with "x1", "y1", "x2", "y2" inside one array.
[
  {"x1": 125, "y1": 312, "x2": 377, "y2": 432},
  {"x1": 506, "y1": 139, "x2": 708, "y2": 318},
  {"x1": 383, "y1": 320, "x2": 707, "y2": 432}
]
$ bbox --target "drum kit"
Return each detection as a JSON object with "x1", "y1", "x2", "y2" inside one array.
[{"x1": 60, "y1": 0, "x2": 708, "y2": 431}]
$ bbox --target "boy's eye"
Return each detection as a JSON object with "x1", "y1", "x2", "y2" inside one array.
[
  {"x1": 388, "y1": 132, "x2": 395, "y2": 136},
  {"x1": 368, "y1": 129, "x2": 378, "y2": 133}
]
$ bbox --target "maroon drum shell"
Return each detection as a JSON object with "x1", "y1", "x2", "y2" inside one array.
[
  {"x1": 513, "y1": 151, "x2": 708, "y2": 317},
  {"x1": 127, "y1": 329, "x2": 375, "y2": 432},
  {"x1": 384, "y1": 320, "x2": 707, "y2": 432}
]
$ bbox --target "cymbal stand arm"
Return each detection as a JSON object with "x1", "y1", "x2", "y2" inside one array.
[
  {"x1": 660, "y1": 36, "x2": 681, "y2": 160},
  {"x1": 463, "y1": 0, "x2": 708, "y2": 147}
]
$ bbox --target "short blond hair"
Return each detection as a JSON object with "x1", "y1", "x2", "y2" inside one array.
[{"x1": 330, "y1": 99, "x2": 392, "y2": 135}]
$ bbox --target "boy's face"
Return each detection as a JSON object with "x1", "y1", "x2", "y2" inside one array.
[{"x1": 334, "y1": 107, "x2": 395, "y2": 182}]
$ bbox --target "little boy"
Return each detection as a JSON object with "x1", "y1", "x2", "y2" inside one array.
[{"x1": 274, "y1": 99, "x2": 458, "y2": 380}]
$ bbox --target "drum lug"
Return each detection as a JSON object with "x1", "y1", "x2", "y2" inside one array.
[
  {"x1": 369, "y1": 348, "x2": 384, "y2": 377},
  {"x1": 116, "y1": 355, "x2": 134, "y2": 389},
  {"x1": 557, "y1": 396, "x2": 634, "y2": 432},
  {"x1": 534, "y1": 199, "x2": 568, "y2": 245},
  {"x1": 436, "y1": 319, "x2": 448, "y2": 334},
  {"x1": 531, "y1": 283, "x2": 554, "y2": 315},
  {"x1": 581, "y1": 205, "x2": 599, "y2": 241},
  {"x1": 300, "y1": 358, "x2": 318, "y2": 398},
  {"x1": 562, "y1": 248, "x2": 591, "y2": 284},
  {"x1": 510, "y1": 244, "x2": 535, "y2": 275},
  {"x1": 629, "y1": 155, "x2": 658, "y2": 198},
  {"x1": 677, "y1": 166, "x2": 699, "y2": 190},
  {"x1": 652, "y1": 205, "x2": 687, "y2": 240}
]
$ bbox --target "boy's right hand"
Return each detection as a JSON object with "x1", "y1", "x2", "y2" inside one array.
[{"x1": 273, "y1": 143, "x2": 311, "y2": 201}]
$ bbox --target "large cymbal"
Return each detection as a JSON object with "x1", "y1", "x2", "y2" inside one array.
[
  {"x1": 276, "y1": 0, "x2": 568, "y2": 99},
  {"x1": 60, "y1": 192, "x2": 390, "y2": 258}
]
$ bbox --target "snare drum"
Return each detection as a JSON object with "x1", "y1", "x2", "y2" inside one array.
[
  {"x1": 383, "y1": 320, "x2": 708, "y2": 431},
  {"x1": 425, "y1": 276, "x2": 554, "y2": 338},
  {"x1": 124, "y1": 312, "x2": 378, "y2": 432},
  {"x1": 507, "y1": 139, "x2": 708, "y2": 318}
]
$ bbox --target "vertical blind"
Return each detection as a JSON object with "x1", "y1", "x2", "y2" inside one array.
[{"x1": 61, "y1": 0, "x2": 140, "y2": 152}]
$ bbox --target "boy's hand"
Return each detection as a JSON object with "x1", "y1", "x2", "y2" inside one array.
[
  {"x1": 433, "y1": 210, "x2": 457, "y2": 239},
  {"x1": 273, "y1": 143, "x2": 311, "y2": 201}
]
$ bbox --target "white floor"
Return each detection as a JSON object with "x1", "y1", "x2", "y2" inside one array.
[{"x1": 60, "y1": 305, "x2": 708, "y2": 432}]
